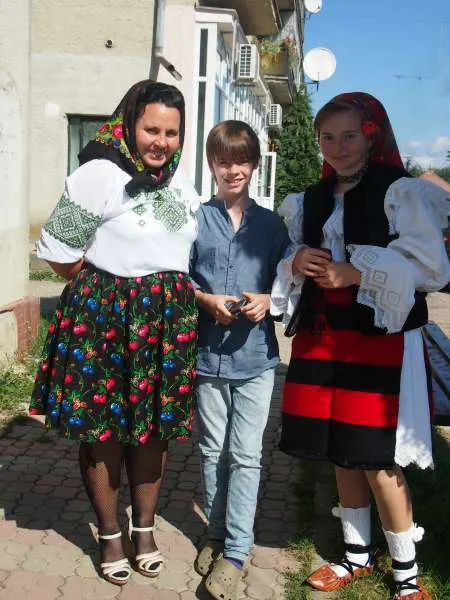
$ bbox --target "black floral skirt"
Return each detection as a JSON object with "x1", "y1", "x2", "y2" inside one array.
[{"x1": 29, "y1": 265, "x2": 198, "y2": 445}]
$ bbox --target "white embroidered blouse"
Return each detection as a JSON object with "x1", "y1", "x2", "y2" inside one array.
[
  {"x1": 37, "y1": 159, "x2": 200, "y2": 277},
  {"x1": 271, "y1": 177, "x2": 450, "y2": 470}
]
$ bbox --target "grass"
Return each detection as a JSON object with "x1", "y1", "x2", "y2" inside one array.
[
  {"x1": 284, "y1": 462, "x2": 317, "y2": 600},
  {"x1": 286, "y1": 429, "x2": 450, "y2": 600},
  {"x1": 29, "y1": 270, "x2": 64, "y2": 282},
  {"x1": 0, "y1": 318, "x2": 49, "y2": 417}
]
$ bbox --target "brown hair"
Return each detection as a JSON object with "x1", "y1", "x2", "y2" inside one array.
[
  {"x1": 206, "y1": 120, "x2": 261, "y2": 169},
  {"x1": 314, "y1": 100, "x2": 363, "y2": 134}
]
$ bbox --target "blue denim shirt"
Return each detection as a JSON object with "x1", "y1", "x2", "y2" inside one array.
[{"x1": 189, "y1": 198, "x2": 289, "y2": 379}]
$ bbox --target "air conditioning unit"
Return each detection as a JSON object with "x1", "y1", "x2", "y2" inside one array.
[
  {"x1": 237, "y1": 44, "x2": 259, "y2": 82},
  {"x1": 268, "y1": 104, "x2": 283, "y2": 128}
]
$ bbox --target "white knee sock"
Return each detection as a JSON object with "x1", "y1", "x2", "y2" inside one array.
[
  {"x1": 383, "y1": 524, "x2": 424, "y2": 597},
  {"x1": 331, "y1": 505, "x2": 372, "y2": 577}
]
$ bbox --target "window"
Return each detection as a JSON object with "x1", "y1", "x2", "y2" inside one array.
[
  {"x1": 68, "y1": 115, "x2": 108, "y2": 174},
  {"x1": 194, "y1": 28, "x2": 209, "y2": 195}
]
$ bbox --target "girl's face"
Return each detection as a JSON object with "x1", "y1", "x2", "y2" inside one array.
[
  {"x1": 135, "y1": 102, "x2": 181, "y2": 169},
  {"x1": 210, "y1": 158, "x2": 255, "y2": 199},
  {"x1": 318, "y1": 109, "x2": 371, "y2": 176}
]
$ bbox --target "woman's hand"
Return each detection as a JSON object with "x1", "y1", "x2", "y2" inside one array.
[
  {"x1": 195, "y1": 291, "x2": 240, "y2": 325},
  {"x1": 47, "y1": 258, "x2": 85, "y2": 281},
  {"x1": 314, "y1": 262, "x2": 361, "y2": 289},
  {"x1": 292, "y1": 247, "x2": 331, "y2": 277},
  {"x1": 241, "y1": 292, "x2": 270, "y2": 323}
]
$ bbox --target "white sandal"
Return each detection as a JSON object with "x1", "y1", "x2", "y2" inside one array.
[
  {"x1": 129, "y1": 523, "x2": 164, "y2": 578},
  {"x1": 98, "y1": 531, "x2": 131, "y2": 586}
]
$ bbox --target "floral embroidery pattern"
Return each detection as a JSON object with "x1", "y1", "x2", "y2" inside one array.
[
  {"x1": 30, "y1": 268, "x2": 198, "y2": 444},
  {"x1": 44, "y1": 192, "x2": 101, "y2": 249},
  {"x1": 96, "y1": 114, "x2": 145, "y2": 171},
  {"x1": 130, "y1": 188, "x2": 188, "y2": 232},
  {"x1": 152, "y1": 188, "x2": 188, "y2": 232}
]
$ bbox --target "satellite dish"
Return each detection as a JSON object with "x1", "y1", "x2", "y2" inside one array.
[
  {"x1": 304, "y1": 0, "x2": 322, "y2": 14},
  {"x1": 303, "y1": 47, "x2": 336, "y2": 86}
]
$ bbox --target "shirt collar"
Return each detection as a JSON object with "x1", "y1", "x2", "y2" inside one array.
[{"x1": 210, "y1": 196, "x2": 257, "y2": 216}]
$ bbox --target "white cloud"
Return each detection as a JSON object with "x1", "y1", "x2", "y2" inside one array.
[
  {"x1": 408, "y1": 154, "x2": 438, "y2": 169},
  {"x1": 432, "y1": 136, "x2": 450, "y2": 151},
  {"x1": 407, "y1": 140, "x2": 423, "y2": 148},
  {"x1": 401, "y1": 135, "x2": 449, "y2": 168}
]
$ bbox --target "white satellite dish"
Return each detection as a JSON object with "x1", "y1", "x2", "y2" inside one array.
[
  {"x1": 303, "y1": 47, "x2": 336, "y2": 86},
  {"x1": 305, "y1": 0, "x2": 322, "y2": 14}
]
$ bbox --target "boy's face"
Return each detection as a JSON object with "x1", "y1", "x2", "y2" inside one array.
[{"x1": 211, "y1": 158, "x2": 255, "y2": 199}]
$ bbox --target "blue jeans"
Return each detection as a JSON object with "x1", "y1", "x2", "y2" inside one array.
[{"x1": 196, "y1": 368, "x2": 275, "y2": 562}]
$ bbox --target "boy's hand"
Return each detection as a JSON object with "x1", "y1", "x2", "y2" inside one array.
[
  {"x1": 315, "y1": 262, "x2": 361, "y2": 289},
  {"x1": 292, "y1": 247, "x2": 331, "y2": 277},
  {"x1": 241, "y1": 292, "x2": 270, "y2": 323},
  {"x1": 195, "y1": 291, "x2": 240, "y2": 325}
]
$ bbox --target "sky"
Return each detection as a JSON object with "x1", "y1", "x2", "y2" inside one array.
[{"x1": 304, "y1": 0, "x2": 450, "y2": 168}]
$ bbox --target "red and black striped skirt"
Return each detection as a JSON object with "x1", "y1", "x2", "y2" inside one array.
[{"x1": 280, "y1": 289, "x2": 404, "y2": 469}]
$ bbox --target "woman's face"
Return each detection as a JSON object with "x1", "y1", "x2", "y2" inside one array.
[
  {"x1": 318, "y1": 109, "x2": 371, "y2": 176},
  {"x1": 135, "y1": 102, "x2": 181, "y2": 169}
]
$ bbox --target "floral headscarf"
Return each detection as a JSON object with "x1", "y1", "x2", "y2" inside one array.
[
  {"x1": 78, "y1": 80, "x2": 185, "y2": 195},
  {"x1": 319, "y1": 92, "x2": 404, "y2": 178}
]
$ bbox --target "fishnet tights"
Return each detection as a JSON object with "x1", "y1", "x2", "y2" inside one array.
[{"x1": 79, "y1": 438, "x2": 168, "y2": 559}]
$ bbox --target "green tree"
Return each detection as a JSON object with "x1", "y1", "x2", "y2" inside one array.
[
  {"x1": 404, "y1": 156, "x2": 424, "y2": 177},
  {"x1": 434, "y1": 166, "x2": 450, "y2": 183},
  {"x1": 273, "y1": 89, "x2": 321, "y2": 211}
]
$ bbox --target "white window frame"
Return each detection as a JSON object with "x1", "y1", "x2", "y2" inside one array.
[{"x1": 191, "y1": 23, "x2": 217, "y2": 200}]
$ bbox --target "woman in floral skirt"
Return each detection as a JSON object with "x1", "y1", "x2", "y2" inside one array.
[{"x1": 29, "y1": 80, "x2": 199, "y2": 585}]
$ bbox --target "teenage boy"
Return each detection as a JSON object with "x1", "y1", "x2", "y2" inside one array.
[{"x1": 189, "y1": 120, "x2": 289, "y2": 600}]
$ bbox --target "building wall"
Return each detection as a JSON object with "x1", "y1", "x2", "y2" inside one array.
[
  {"x1": 0, "y1": 0, "x2": 40, "y2": 358},
  {"x1": 157, "y1": 0, "x2": 197, "y2": 181},
  {"x1": 29, "y1": 0, "x2": 156, "y2": 229},
  {"x1": 0, "y1": 0, "x2": 30, "y2": 307}
]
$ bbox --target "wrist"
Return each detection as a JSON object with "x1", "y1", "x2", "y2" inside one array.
[
  {"x1": 195, "y1": 290, "x2": 211, "y2": 309},
  {"x1": 292, "y1": 248, "x2": 306, "y2": 275},
  {"x1": 352, "y1": 266, "x2": 362, "y2": 285}
]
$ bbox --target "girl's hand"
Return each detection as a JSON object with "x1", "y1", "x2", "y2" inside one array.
[
  {"x1": 315, "y1": 262, "x2": 361, "y2": 289},
  {"x1": 292, "y1": 247, "x2": 331, "y2": 277},
  {"x1": 241, "y1": 292, "x2": 270, "y2": 323}
]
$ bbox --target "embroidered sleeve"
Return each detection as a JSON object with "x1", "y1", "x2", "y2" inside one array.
[
  {"x1": 348, "y1": 178, "x2": 450, "y2": 333},
  {"x1": 43, "y1": 191, "x2": 101, "y2": 248},
  {"x1": 385, "y1": 177, "x2": 450, "y2": 291},
  {"x1": 349, "y1": 245, "x2": 419, "y2": 332},
  {"x1": 270, "y1": 193, "x2": 306, "y2": 321},
  {"x1": 36, "y1": 159, "x2": 114, "y2": 263}
]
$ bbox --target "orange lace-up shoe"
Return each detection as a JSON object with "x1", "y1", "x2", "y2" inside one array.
[
  {"x1": 306, "y1": 556, "x2": 374, "y2": 592},
  {"x1": 393, "y1": 577, "x2": 431, "y2": 600}
]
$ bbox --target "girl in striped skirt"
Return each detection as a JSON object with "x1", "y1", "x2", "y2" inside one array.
[{"x1": 271, "y1": 92, "x2": 450, "y2": 599}]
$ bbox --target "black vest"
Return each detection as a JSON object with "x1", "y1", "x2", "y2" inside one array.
[{"x1": 285, "y1": 162, "x2": 428, "y2": 337}]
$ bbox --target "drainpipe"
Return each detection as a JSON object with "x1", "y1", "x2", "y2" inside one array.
[{"x1": 150, "y1": 0, "x2": 182, "y2": 81}]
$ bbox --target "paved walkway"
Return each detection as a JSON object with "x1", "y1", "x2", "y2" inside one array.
[{"x1": 0, "y1": 326, "x2": 299, "y2": 600}]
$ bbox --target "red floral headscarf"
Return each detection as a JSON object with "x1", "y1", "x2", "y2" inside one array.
[
  {"x1": 79, "y1": 80, "x2": 185, "y2": 195},
  {"x1": 319, "y1": 92, "x2": 404, "y2": 178}
]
